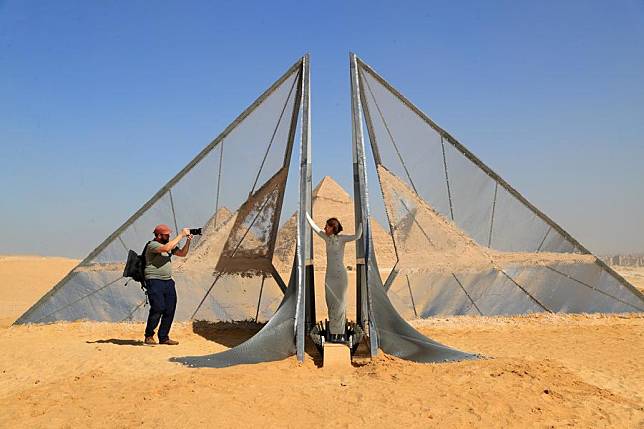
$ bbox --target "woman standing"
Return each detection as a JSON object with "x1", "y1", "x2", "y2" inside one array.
[{"x1": 306, "y1": 213, "x2": 362, "y2": 342}]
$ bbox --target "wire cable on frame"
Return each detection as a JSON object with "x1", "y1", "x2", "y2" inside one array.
[
  {"x1": 35, "y1": 276, "x2": 126, "y2": 323},
  {"x1": 190, "y1": 188, "x2": 278, "y2": 320},
  {"x1": 451, "y1": 273, "x2": 483, "y2": 316},
  {"x1": 361, "y1": 69, "x2": 420, "y2": 196},
  {"x1": 440, "y1": 136, "x2": 455, "y2": 221},
  {"x1": 250, "y1": 72, "x2": 300, "y2": 195}
]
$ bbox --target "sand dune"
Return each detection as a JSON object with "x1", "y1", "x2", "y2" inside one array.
[{"x1": 1, "y1": 256, "x2": 643, "y2": 427}]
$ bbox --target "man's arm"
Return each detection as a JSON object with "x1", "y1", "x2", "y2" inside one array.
[
  {"x1": 173, "y1": 235, "x2": 192, "y2": 257},
  {"x1": 151, "y1": 228, "x2": 190, "y2": 254}
]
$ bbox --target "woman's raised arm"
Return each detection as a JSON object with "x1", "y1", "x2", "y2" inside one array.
[
  {"x1": 340, "y1": 223, "x2": 363, "y2": 242},
  {"x1": 306, "y1": 212, "x2": 327, "y2": 239}
]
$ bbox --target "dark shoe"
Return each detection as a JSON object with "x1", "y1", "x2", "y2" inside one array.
[
  {"x1": 159, "y1": 338, "x2": 179, "y2": 345},
  {"x1": 144, "y1": 336, "x2": 157, "y2": 345}
]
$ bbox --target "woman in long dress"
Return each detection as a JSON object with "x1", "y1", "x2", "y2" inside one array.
[{"x1": 306, "y1": 213, "x2": 362, "y2": 342}]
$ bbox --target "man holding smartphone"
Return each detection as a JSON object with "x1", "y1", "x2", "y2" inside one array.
[{"x1": 143, "y1": 224, "x2": 193, "y2": 345}]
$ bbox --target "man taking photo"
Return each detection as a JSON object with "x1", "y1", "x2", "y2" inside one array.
[{"x1": 144, "y1": 224, "x2": 192, "y2": 345}]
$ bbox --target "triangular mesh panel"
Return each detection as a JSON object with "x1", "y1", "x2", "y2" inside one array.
[
  {"x1": 356, "y1": 58, "x2": 644, "y2": 316},
  {"x1": 215, "y1": 169, "x2": 288, "y2": 276},
  {"x1": 16, "y1": 58, "x2": 304, "y2": 324}
]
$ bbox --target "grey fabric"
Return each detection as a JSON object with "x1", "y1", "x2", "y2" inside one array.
[
  {"x1": 171, "y1": 261, "x2": 298, "y2": 368},
  {"x1": 324, "y1": 267, "x2": 347, "y2": 335},
  {"x1": 367, "y1": 258, "x2": 478, "y2": 363}
]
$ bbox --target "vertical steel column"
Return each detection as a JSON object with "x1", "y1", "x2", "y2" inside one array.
[
  {"x1": 303, "y1": 55, "x2": 316, "y2": 335},
  {"x1": 350, "y1": 53, "x2": 378, "y2": 356},
  {"x1": 295, "y1": 54, "x2": 314, "y2": 362}
]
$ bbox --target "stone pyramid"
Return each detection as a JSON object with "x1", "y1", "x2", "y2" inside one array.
[{"x1": 273, "y1": 176, "x2": 396, "y2": 272}]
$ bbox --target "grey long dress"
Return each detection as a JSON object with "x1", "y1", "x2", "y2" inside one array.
[{"x1": 306, "y1": 213, "x2": 362, "y2": 335}]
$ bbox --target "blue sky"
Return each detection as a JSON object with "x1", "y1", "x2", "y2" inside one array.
[{"x1": 1, "y1": 0, "x2": 643, "y2": 258}]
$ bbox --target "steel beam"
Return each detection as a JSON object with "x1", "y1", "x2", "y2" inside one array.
[{"x1": 350, "y1": 52, "x2": 378, "y2": 357}]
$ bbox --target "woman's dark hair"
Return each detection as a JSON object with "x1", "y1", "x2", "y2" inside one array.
[{"x1": 326, "y1": 217, "x2": 343, "y2": 235}]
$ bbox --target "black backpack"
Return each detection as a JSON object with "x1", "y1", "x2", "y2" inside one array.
[{"x1": 123, "y1": 241, "x2": 151, "y2": 287}]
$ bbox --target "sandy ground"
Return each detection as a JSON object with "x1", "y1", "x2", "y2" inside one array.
[
  {"x1": 0, "y1": 255, "x2": 79, "y2": 328},
  {"x1": 1, "y1": 256, "x2": 643, "y2": 428}
]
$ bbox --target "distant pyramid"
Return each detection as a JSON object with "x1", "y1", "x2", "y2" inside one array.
[{"x1": 274, "y1": 176, "x2": 396, "y2": 272}]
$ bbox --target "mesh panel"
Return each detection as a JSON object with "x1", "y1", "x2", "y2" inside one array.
[
  {"x1": 489, "y1": 186, "x2": 550, "y2": 252},
  {"x1": 504, "y1": 264, "x2": 613, "y2": 313},
  {"x1": 538, "y1": 227, "x2": 578, "y2": 253},
  {"x1": 91, "y1": 192, "x2": 175, "y2": 264},
  {"x1": 17, "y1": 61, "x2": 303, "y2": 324},
  {"x1": 443, "y1": 142, "x2": 496, "y2": 246},
  {"x1": 215, "y1": 169, "x2": 287, "y2": 276},
  {"x1": 387, "y1": 271, "x2": 483, "y2": 318},
  {"x1": 359, "y1": 64, "x2": 579, "y2": 253},
  {"x1": 172, "y1": 275, "x2": 298, "y2": 368},
  {"x1": 377, "y1": 165, "x2": 493, "y2": 273},
  {"x1": 23, "y1": 270, "x2": 133, "y2": 323},
  {"x1": 190, "y1": 274, "x2": 284, "y2": 322},
  {"x1": 170, "y1": 146, "x2": 222, "y2": 232},
  {"x1": 357, "y1": 58, "x2": 644, "y2": 317},
  {"x1": 361, "y1": 69, "x2": 450, "y2": 216},
  {"x1": 459, "y1": 269, "x2": 544, "y2": 315},
  {"x1": 367, "y1": 258, "x2": 478, "y2": 362}
]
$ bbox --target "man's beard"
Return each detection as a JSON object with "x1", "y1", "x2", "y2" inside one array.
[{"x1": 159, "y1": 237, "x2": 169, "y2": 244}]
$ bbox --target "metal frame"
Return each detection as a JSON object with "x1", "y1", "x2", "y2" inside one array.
[
  {"x1": 351, "y1": 57, "x2": 477, "y2": 362},
  {"x1": 354, "y1": 56, "x2": 644, "y2": 304},
  {"x1": 266, "y1": 66, "x2": 304, "y2": 267},
  {"x1": 295, "y1": 54, "x2": 314, "y2": 362},
  {"x1": 190, "y1": 65, "x2": 304, "y2": 319},
  {"x1": 350, "y1": 52, "x2": 379, "y2": 357},
  {"x1": 17, "y1": 57, "x2": 306, "y2": 325},
  {"x1": 169, "y1": 55, "x2": 313, "y2": 368}
]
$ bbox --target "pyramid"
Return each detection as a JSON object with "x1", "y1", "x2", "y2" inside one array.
[{"x1": 273, "y1": 176, "x2": 396, "y2": 273}]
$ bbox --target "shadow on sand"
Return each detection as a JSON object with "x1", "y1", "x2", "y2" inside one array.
[
  {"x1": 86, "y1": 339, "x2": 145, "y2": 346},
  {"x1": 191, "y1": 320, "x2": 265, "y2": 348},
  {"x1": 191, "y1": 320, "x2": 323, "y2": 365}
]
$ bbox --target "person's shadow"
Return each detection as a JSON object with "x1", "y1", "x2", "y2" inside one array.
[
  {"x1": 191, "y1": 320, "x2": 264, "y2": 348},
  {"x1": 86, "y1": 339, "x2": 145, "y2": 346},
  {"x1": 82, "y1": 321, "x2": 269, "y2": 348},
  {"x1": 85, "y1": 321, "x2": 322, "y2": 365}
]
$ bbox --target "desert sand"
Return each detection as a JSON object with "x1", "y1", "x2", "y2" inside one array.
[
  {"x1": 1, "y1": 255, "x2": 643, "y2": 428},
  {"x1": 0, "y1": 255, "x2": 79, "y2": 328}
]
